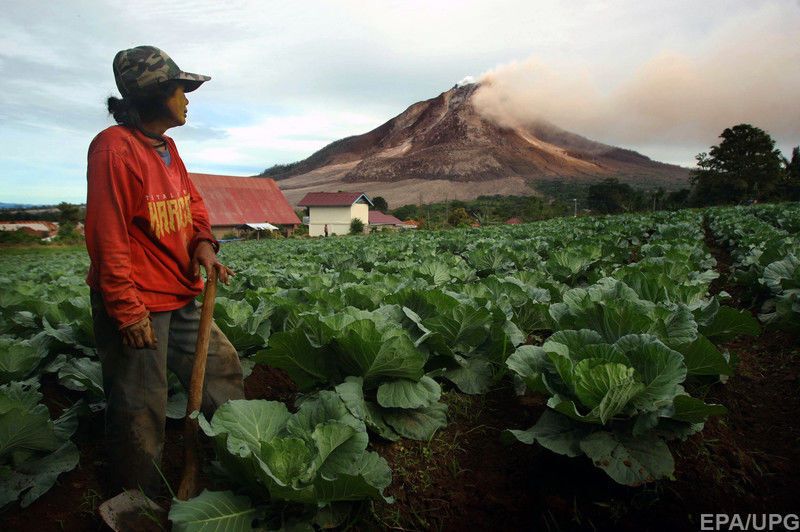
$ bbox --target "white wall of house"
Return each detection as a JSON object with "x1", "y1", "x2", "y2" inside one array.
[
  {"x1": 308, "y1": 206, "x2": 352, "y2": 236},
  {"x1": 307, "y1": 199, "x2": 371, "y2": 236},
  {"x1": 351, "y1": 204, "x2": 368, "y2": 228}
]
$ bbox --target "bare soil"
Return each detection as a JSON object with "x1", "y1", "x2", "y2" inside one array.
[{"x1": 279, "y1": 173, "x2": 539, "y2": 210}]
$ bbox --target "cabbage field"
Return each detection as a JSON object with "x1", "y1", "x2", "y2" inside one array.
[{"x1": 1, "y1": 203, "x2": 798, "y2": 530}]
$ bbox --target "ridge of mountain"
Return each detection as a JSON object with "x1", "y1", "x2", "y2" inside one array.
[{"x1": 261, "y1": 83, "x2": 689, "y2": 206}]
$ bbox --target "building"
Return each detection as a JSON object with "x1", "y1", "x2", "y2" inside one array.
[
  {"x1": 297, "y1": 192, "x2": 373, "y2": 236},
  {"x1": 368, "y1": 211, "x2": 415, "y2": 231},
  {"x1": 189, "y1": 173, "x2": 300, "y2": 239}
]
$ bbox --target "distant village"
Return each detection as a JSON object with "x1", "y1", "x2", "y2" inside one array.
[
  {"x1": 0, "y1": 173, "x2": 420, "y2": 243},
  {"x1": 3, "y1": 167, "x2": 705, "y2": 245}
]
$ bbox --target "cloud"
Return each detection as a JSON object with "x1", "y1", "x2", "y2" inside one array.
[
  {"x1": 472, "y1": 2, "x2": 800, "y2": 162},
  {"x1": 176, "y1": 108, "x2": 383, "y2": 173},
  {"x1": 2, "y1": 0, "x2": 798, "y2": 202},
  {"x1": 171, "y1": 124, "x2": 229, "y2": 142}
]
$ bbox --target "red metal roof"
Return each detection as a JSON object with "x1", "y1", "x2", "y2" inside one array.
[
  {"x1": 368, "y1": 211, "x2": 404, "y2": 225},
  {"x1": 189, "y1": 173, "x2": 301, "y2": 226},
  {"x1": 297, "y1": 192, "x2": 372, "y2": 207}
]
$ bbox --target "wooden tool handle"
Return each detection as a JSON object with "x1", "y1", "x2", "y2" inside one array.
[
  {"x1": 177, "y1": 268, "x2": 217, "y2": 501},
  {"x1": 185, "y1": 268, "x2": 218, "y2": 413}
]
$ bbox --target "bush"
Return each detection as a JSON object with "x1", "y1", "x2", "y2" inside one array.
[
  {"x1": 55, "y1": 223, "x2": 84, "y2": 244},
  {"x1": 392, "y1": 204, "x2": 418, "y2": 220},
  {"x1": 349, "y1": 218, "x2": 365, "y2": 235},
  {"x1": 0, "y1": 230, "x2": 41, "y2": 245},
  {"x1": 586, "y1": 178, "x2": 641, "y2": 214}
]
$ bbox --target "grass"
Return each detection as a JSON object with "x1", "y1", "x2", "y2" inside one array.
[
  {"x1": 0, "y1": 243, "x2": 86, "y2": 255},
  {"x1": 78, "y1": 488, "x2": 103, "y2": 517}
]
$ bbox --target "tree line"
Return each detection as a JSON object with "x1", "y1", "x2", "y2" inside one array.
[{"x1": 585, "y1": 124, "x2": 798, "y2": 214}]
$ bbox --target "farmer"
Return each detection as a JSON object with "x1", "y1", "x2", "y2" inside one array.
[{"x1": 85, "y1": 46, "x2": 245, "y2": 498}]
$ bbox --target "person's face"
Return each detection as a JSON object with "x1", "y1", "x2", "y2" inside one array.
[{"x1": 165, "y1": 83, "x2": 188, "y2": 127}]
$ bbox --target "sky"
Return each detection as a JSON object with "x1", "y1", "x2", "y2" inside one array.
[{"x1": 1, "y1": 0, "x2": 798, "y2": 204}]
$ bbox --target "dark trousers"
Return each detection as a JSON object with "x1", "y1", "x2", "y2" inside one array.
[{"x1": 91, "y1": 291, "x2": 245, "y2": 496}]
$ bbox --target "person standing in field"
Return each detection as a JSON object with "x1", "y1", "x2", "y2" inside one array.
[{"x1": 84, "y1": 46, "x2": 245, "y2": 498}]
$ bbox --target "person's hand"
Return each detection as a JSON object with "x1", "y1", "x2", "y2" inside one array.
[
  {"x1": 121, "y1": 316, "x2": 158, "y2": 349},
  {"x1": 191, "y1": 240, "x2": 234, "y2": 284}
]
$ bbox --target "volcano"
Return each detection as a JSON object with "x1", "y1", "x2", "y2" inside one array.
[{"x1": 263, "y1": 83, "x2": 690, "y2": 206}]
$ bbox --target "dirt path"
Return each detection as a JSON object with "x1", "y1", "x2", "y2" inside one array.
[{"x1": 694, "y1": 222, "x2": 800, "y2": 512}]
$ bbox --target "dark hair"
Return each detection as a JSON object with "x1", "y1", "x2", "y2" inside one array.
[{"x1": 107, "y1": 80, "x2": 182, "y2": 142}]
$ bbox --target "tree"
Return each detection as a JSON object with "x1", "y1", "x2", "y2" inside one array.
[
  {"x1": 781, "y1": 146, "x2": 800, "y2": 200},
  {"x1": 447, "y1": 207, "x2": 472, "y2": 227},
  {"x1": 649, "y1": 187, "x2": 666, "y2": 211},
  {"x1": 57, "y1": 202, "x2": 82, "y2": 223},
  {"x1": 786, "y1": 146, "x2": 800, "y2": 180},
  {"x1": 690, "y1": 124, "x2": 784, "y2": 206},
  {"x1": 349, "y1": 218, "x2": 365, "y2": 235},
  {"x1": 664, "y1": 188, "x2": 690, "y2": 210},
  {"x1": 586, "y1": 178, "x2": 638, "y2": 214},
  {"x1": 372, "y1": 196, "x2": 388, "y2": 213}
]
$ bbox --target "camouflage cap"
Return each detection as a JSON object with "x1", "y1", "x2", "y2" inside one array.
[{"x1": 113, "y1": 45, "x2": 210, "y2": 97}]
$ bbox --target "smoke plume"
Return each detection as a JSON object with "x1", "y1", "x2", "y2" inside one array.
[{"x1": 472, "y1": 3, "x2": 800, "y2": 159}]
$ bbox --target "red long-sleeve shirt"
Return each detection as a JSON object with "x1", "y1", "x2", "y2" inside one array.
[{"x1": 85, "y1": 125, "x2": 218, "y2": 329}]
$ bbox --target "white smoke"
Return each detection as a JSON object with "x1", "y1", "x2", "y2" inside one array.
[{"x1": 456, "y1": 75, "x2": 476, "y2": 87}]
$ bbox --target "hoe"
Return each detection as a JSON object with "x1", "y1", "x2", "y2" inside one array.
[{"x1": 98, "y1": 269, "x2": 218, "y2": 530}]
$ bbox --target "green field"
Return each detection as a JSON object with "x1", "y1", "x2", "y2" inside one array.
[{"x1": 1, "y1": 204, "x2": 798, "y2": 530}]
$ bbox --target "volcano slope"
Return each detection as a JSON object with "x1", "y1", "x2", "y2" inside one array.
[{"x1": 263, "y1": 83, "x2": 689, "y2": 207}]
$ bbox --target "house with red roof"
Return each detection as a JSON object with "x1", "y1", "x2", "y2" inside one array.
[
  {"x1": 297, "y1": 192, "x2": 373, "y2": 236},
  {"x1": 189, "y1": 173, "x2": 301, "y2": 238},
  {"x1": 368, "y1": 211, "x2": 415, "y2": 231}
]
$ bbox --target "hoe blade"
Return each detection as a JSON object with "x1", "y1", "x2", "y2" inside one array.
[{"x1": 98, "y1": 489, "x2": 167, "y2": 532}]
